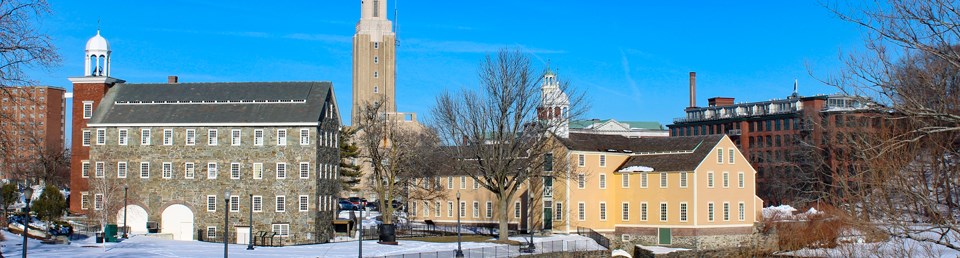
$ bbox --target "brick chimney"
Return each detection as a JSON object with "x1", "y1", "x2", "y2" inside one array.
[
  {"x1": 688, "y1": 72, "x2": 697, "y2": 108},
  {"x1": 167, "y1": 75, "x2": 179, "y2": 84}
]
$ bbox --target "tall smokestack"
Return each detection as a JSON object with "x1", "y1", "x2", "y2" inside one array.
[{"x1": 689, "y1": 72, "x2": 697, "y2": 108}]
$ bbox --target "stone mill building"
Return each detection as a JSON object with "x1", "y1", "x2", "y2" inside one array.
[{"x1": 68, "y1": 30, "x2": 342, "y2": 245}]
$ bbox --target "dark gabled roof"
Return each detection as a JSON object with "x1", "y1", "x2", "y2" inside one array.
[
  {"x1": 614, "y1": 135, "x2": 723, "y2": 172},
  {"x1": 89, "y1": 81, "x2": 333, "y2": 124},
  {"x1": 561, "y1": 133, "x2": 713, "y2": 153},
  {"x1": 559, "y1": 133, "x2": 723, "y2": 172}
]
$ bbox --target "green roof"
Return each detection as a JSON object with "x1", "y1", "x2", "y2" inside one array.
[{"x1": 569, "y1": 119, "x2": 663, "y2": 130}]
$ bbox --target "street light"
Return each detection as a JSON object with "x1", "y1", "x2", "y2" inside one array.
[
  {"x1": 123, "y1": 184, "x2": 129, "y2": 239},
  {"x1": 526, "y1": 191, "x2": 535, "y2": 253},
  {"x1": 455, "y1": 191, "x2": 463, "y2": 258},
  {"x1": 358, "y1": 192, "x2": 363, "y2": 258},
  {"x1": 223, "y1": 190, "x2": 231, "y2": 258},
  {"x1": 21, "y1": 186, "x2": 33, "y2": 258},
  {"x1": 247, "y1": 193, "x2": 254, "y2": 250}
]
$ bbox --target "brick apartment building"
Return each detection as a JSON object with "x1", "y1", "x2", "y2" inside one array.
[
  {"x1": 0, "y1": 86, "x2": 66, "y2": 181},
  {"x1": 667, "y1": 72, "x2": 871, "y2": 204}
]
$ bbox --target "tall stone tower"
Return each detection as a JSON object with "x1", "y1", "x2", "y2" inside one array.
[
  {"x1": 67, "y1": 30, "x2": 124, "y2": 214},
  {"x1": 352, "y1": 0, "x2": 396, "y2": 125}
]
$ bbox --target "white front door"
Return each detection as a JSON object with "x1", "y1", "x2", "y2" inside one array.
[{"x1": 235, "y1": 226, "x2": 250, "y2": 245}]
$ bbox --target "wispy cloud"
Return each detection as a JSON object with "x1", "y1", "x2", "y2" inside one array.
[
  {"x1": 283, "y1": 33, "x2": 352, "y2": 44},
  {"x1": 402, "y1": 38, "x2": 564, "y2": 54},
  {"x1": 619, "y1": 48, "x2": 643, "y2": 101}
]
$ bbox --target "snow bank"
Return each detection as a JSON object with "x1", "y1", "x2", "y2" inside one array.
[{"x1": 763, "y1": 205, "x2": 824, "y2": 221}]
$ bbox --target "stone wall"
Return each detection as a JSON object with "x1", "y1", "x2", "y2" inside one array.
[
  {"x1": 86, "y1": 125, "x2": 340, "y2": 244},
  {"x1": 610, "y1": 224, "x2": 762, "y2": 253}
]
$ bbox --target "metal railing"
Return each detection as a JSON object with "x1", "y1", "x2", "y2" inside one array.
[
  {"x1": 372, "y1": 239, "x2": 604, "y2": 258},
  {"x1": 576, "y1": 226, "x2": 610, "y2": 250}
]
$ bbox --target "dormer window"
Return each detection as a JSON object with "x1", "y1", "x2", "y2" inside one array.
[
  {"x1": 374, "y1": 56, "x2": 379, "y2": 64},
  {"x1": 374, "y1": 42, "x2": 379, "y2": 49},
  {"x1": 374, "y1": 86, "x2": 379, "y2": 93},
  {"x1": 374, "y1": 71, "x2": 379, "y2": 78}
]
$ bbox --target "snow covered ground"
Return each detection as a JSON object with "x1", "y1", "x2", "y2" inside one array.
[
  {"x1": 784, "y1": 236, "x2": 960, "y2": 257},
  {"x1": 0, "y1": 230, "x2": 604, "y2": 257}
]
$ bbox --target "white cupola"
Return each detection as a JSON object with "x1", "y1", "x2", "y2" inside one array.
[
  {"x1": 539, "y1": 65, "x2": 570, "y2": 138},
  {"x1": 84, "y1": 30, "x2": 111, "y2": 77}
]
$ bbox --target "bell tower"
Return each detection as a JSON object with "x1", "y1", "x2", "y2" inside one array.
[
  {"x1": 538, "y1": 66, "x2": 570, "y2": 138},
  {"x1": 67, "y1": 29, "x2": 124, "y2": 214},
  {"x1": 352, "y1": 0, "x2": 396, "y2": 125}
]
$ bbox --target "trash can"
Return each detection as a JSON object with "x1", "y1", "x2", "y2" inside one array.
[
  {"x1": 105, "y1": 224, "x2": 118, "y2": 242},
  {"x1": 95, "y1": 232, "x2": 104, "y2": 243}
]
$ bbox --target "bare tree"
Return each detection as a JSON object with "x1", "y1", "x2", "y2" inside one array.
[
  {"x1": 88, "y1": 177, "x2": 122, "y2": 239},
  {"x1": 431, "y1": 49, "x2": 585, "y2": 240},
  {"x1": 355, "y1": 99, "x2": 439, "y2": 243},
  {"x1": 822, "y1": 0, "x2": 960, "y2": 251}
]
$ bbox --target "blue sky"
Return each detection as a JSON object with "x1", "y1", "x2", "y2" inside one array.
[{"x1": 26, "y1": 1, "x2": 864, "y2": 145}]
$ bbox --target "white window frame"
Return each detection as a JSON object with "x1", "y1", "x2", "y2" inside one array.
[
  {"x1": 117, "y1": 162, "x2": 127, "y2": 178},
  {"x1": 207, "y1": 226, "x2": 217, "y2": 239},
  {"x1": 230, "y1": 195, "x2": 240, "y2": 212},
  {"x1": 272, "y1": 224, "x2": 289, "y2": 237},
  {"x1": 253, "y1": 195, "x2": 263, "y2": 212},
  {"x1": 459, "y1": 201, "x2": 466, "y2": 218},
  {"x1": 485, "y1": 201, "x2": 493, "y2": 218},
  {"x1": 555, "y1": 202, "x2": 562, "y2": 221},
  {"x1": 738, "y1": 172, "x2": 745, "y2": 188},
  {"x1": 231, "y1": 129, "x2": 241, "y2": 146},
  {"x1": 253, "y1": 163, "x2": 263, "y2": 179},
  {"x1": 621, "y1": 202, "x2": 630, "y2": 221},
  {"x1": 641, "y1": 172, "x2": 648, "y2": 188},
  {"x1": 708, "y1": 202, "x2": 715, "y2": 222},
  {"x1": 739, "y1": 202, "x2": 746, "y2": 221},
  {"x1": 82, "y1": 161, "x2": 90, "y2": 178},
  {"x1": 207, "y1": 162, "x2": 218, "y2": 179},
  {"x1": 185, "y1": 129, "x2": 196, "y2": 145},
  {"x1": 277, "y1": 129, "x2": 287, "y2": 146},
  {"x1": 717, "y1": 148, "x2": 723, "y2": 164},
  {"x1": 208, "y1": 129, "x2": 218, "y2": 145},
  {"x1": 299, "y1": 162, "x2": 309, "y2": 179},
  {"x1": 81, "y1": 193, "x2": 89, "y2": 210},
  {"x1": 660, "y1": 202, "x2": 668, "y2": 222},
  {"x1": 680, "y1": 172, "x2": 688, "y2": 188},
  {"x1": 707, "y1": 172, "x2": 715, "y2": 188},
  {"x1": 140, "y1": 162, "x2": 150, "y2": 178},
  {"x1": 94, "y1": 194, "x2": 103, "y2": 210},
  {"x1": 276, "y1": 163, "x2": 287, "y2": 179},
  {"x1": 723, "y1": 202, "x2": 731, "y2": 221},
  {"x1": 472, "y1": 201, "x2": 479, "y2": 218},
  {"x1": 141, "y1": 129, "x2": 151, "y2": 145},
  {"x1": 96, "y1": 129, "x2": 106, "y2": 145},
  {"x1": 460, "y1": 176, "x2": 466, "y2": 189},
  {"x1": 660, "y1": 172, "x2": 668, "y2": 188},
  {"x1": 729, "y1": 148, "x2": 735, "y2": 164},
  {"x1": 300, "y1": 128, "x2": 309, "y2": 145},
  {"x1": 82, "y1": 102, "x2": 93, "y2": 119},
  {"x1": 723, "y1": 172, "x2": 730, "y2": 188},
  {"x1": 621, "y1": 173, "x2": 629, "y2": 188},
  {"x1": 577, "y1": 154, "x2": 585, "y2": 167},
  {"x1": 680, "y1": 202, "x2": 688, "y2": 222},
  {"x1": 599, "y1": 154, "x2": 606, "y2": 167},
  {"x1": 118, "y1": 129, "x2": 128, "y2": 145},
  {"x1": 640, "y1": 202, "x2": 648, "y2": 221},
  {"x1": 515, "y1": 201, "x2": 522, "y2": 219},
  {"x1": 578, "y1": 202, "x2": 585, "y2": 221},
  {"x1": 599, "y1": 202, "x2": 607, "y2": 221},
  {"x1": 276, "y1": 195, "x2": 286, "y2": 212},
  {"x1": 163, "y1": 129, "x2": 173, "y2": 145},
  {"x1": 207, "y1": 195, "x2": 217, "y2": 212},
  {"x1": 299, "y1": 195, "x2": 309, "y2": 212},
  {"x1": 447, "y1": 201, "x2": 454, "y2": 217},
  {"x1": 185, "y1": 162, "x2": 195, "y2": 179},
  {"x1": 162, "y1": 162, "x2": 173, "y2": 179},
  {"x1": 254, "y1": 129, "x2": 264, "y2": 146},
  {"x1": 577, "y1": 173, "x2": 585, "y2": 189},
  {"x1": 95, "y1": 162, "x2": 105, "y2": 178},
  {"x1": 231, "y1": 163, "x2": 241, "y2": 179},
  {"x1": 82, "y1": 130, "x2": 91, "y2": 146},
  {"x1": 599, "y1": 173, "x2": 606, "y2": 189}
]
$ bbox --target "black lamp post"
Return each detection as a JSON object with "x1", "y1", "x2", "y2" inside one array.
[
  {"x1": 123, "y1": 185, "x2": 129, "y2": 239},
  {"x1": 223, "y1": 190, "x2": 230, "y2": 258},
  {"x1": 21, "y1": 186, "x2": 33, "y2": 258},
  {"x1": 358, "y1": 192, "x2": 363, "y2": 258},
  {"x1": 527, "y1": 191, "x2": 535, "y2": 253},
  {"x1": 247, "y1": 193, "x2": 254, "y2": 250},
  {"x1": 455, "y1": 191, "x2": 463, "y2": 258}
]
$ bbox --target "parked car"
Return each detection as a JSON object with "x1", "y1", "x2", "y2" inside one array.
[
  {"x1": 338, "y1": 200, "x2": 358, "y2": 211},
  {"x1": 348, "y1": 197, "x2": 366, "y2": 206}
]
